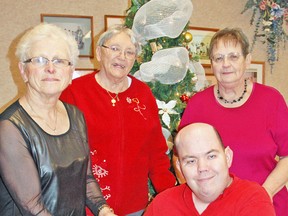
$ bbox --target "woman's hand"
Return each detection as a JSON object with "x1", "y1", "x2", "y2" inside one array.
[
  {"x1": 99, "y1": 206, "x2": 118, "y2": 216},
  {"x1": 262, "y1": 156, "x2": 288, "y2": 202}
]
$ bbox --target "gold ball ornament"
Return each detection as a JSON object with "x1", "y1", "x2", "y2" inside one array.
[
  {"x1": 184, "y1": 32, "x2": 193, "y2": 43},
  {"x1": 136, "y1": 55, "x2": 143, "y2": 64}
]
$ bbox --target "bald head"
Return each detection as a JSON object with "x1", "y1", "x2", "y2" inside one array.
[{"x1": 175, "y1": 123, "x2": 224, "y2": 155}]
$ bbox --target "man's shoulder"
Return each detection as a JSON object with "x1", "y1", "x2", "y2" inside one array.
[
  {"x1": 229, "y1": 175, "x2": 270, "y2": 200},
  {"x1": 145, "y1": 184, "x2": 194, "y2": 216},
  {"x1": 223, "y1": 175, "x2": 276, "y2": 215},
  {"x1": 233, "y1": 175, "x2": 263, "y2": 190}
]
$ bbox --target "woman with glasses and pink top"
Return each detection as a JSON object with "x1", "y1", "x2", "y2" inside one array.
[
  {"x1": 179, "y1": 27, "x2": 288, "y2": 215},
  {"x1": 60, "y1": 24, "x2": 176, "y2": 216},
  {"x1": 0, "y1": 23, "x2": 116, "y2": 216}
]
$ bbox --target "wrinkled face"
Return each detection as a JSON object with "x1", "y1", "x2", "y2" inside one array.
[
  {"x1": 19, "y1": 38, "x2": 73, "y2": 97},
  {"x1": 210, "y1": 39, "x2": 251, "y2": 85},
  {"x1": 96, "y1": 32, "x2": 136, "y2": 80},
  {"x1": 177, "y1": 127, "x2": 232, "y2": 203}
]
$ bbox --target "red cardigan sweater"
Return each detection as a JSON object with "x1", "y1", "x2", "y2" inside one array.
[{"x1": 60, "y1": 71, "x2": 175, "y2": 215}]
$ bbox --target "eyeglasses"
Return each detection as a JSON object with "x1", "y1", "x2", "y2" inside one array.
[
  {"x1": 102, "y1": 45, "x2": 136, "y2": 60},
  {"x1": 211, "y1": 52, "x2": 242, "y2": 64},
  {"x1": 23, "y1": 56, "x2": 72, "y2": 68}
]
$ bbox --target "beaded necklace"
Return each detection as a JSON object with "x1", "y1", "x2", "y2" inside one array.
[{"x1": 217, "y1": 79, "x2": 247, "y2": 104}]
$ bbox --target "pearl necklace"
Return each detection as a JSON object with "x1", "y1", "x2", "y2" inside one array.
[
  {"x1": 217, "y1": 79, "x2": 248, "y2": 104},
  {"x1": 26, "y1": 98, "x2": 58, "y2": 132},
  {"x1": 106, "y1": 90, "x2": 119, "y2": 107}
]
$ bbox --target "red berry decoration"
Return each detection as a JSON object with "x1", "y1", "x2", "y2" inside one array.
[{"x1": 180, "y1": 94, "x2": 189, "y2": 103}]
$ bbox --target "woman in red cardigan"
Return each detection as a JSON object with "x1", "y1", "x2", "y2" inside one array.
[{"x1": 60, "y1": 24, "x2": 176, "y2": 216}]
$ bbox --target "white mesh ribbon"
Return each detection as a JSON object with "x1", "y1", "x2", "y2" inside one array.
[
  {"x1": 135, "y1": 47, "x2": 189, "y2": 84},
  {"x1": 132, "y1": 0, "x2": 193, "y2": 44},
  {"x1": 162, "y1": 127, "x2": 173, "y2": 153},
  {"x1": 189, "y1": 61, "x2": 208, "y2": 91}
]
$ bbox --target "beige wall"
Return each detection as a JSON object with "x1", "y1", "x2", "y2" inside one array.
[{"x1": 1, "y1": 0, "x2": 288, "y2": 112}]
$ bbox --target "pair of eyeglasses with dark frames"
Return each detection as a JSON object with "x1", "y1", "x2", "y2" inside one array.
[
  {"x1": 101, "y1": 45, "x2": 136, "y2": 60},
  {"x1": 23, "y1": 56, "x2": 72, "y2": 68}
]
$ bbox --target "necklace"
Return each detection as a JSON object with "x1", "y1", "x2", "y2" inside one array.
[
  {"x1": 217, "y1": 79, "x2": 248, "y2": 104},
  {"x1": 106, "y1": 90, "x2": 119, "y2": 107},
  {"x1": 26, "y1": 98, "x2": 58, "y2": 132}
]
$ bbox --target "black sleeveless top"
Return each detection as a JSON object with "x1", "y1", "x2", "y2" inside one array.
[{"x1": 0, "y1": 101, "x2": 105, "y2": 216}]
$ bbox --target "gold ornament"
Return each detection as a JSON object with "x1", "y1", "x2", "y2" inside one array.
[
  {"x1": 150, "y1": 42, "x2": 158, "y2": 53},
  {"x1": 184, "y1": 32, "x2": 193, "y2": 43},
  {"x1": 136, "y1": 55, "x2": 143, "y2": 64},
  {"x1": 150, "y1": 41, "x2": 163, "y2": 54}
]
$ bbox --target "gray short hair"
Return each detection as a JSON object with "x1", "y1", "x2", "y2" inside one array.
[
  {"x1": 97, "y1": 24, "x2": 141, "y2": 55},
  {"x1": 16, "y1": 23, "x2": 79, "y2": 66}
]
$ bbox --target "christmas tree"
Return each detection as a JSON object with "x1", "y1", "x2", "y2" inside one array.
[
  {"x1": 125, "y1": 0, "x2": 199, "y2": 137},
  {"x1": 123, "y1": 0, "x2": 204, "y2": 196}
]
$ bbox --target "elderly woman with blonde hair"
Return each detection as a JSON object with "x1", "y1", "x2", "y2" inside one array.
[{"x1": 0, "y1": 23, "x2": 116, "y2": 216}]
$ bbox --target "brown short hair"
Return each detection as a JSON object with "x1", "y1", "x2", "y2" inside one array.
[{"x1": 208, "y1": 27, "x2": 250, "y2": 60}]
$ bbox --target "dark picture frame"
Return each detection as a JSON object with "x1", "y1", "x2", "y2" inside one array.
[{"x1": 41, "y1": 14, "x2": 94, "y2": 58}]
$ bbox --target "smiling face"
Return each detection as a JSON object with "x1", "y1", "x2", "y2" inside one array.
[
  {"x1": 19, "y1": 38, "x2": 73, "y2": 98},
  {"x1": 96, "y1": 32, "x2": 136, "y2": 82},
  {"x1": 176, "y1": 123, "x2": 233, "y2": 203},
  {"x1": 211, "y1": 39, "x2": 251, "y2": 85}
]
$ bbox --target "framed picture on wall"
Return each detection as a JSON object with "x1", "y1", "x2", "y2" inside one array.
[
  {"x1": 203, "y1": 61, "x2": 265, "y2": 87},
  {"x1": 187, "y1": 26, "x2": 219, "y2": 65},
  {"x1": 245, "y1": 61, "x2": 265, "y2": 84},
  {"x1": 41, "y1": 14, "x2": 94, "y2": 58},
  {"x1": 104, "y1": 15, "x2": 126, "y2": 30}
]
